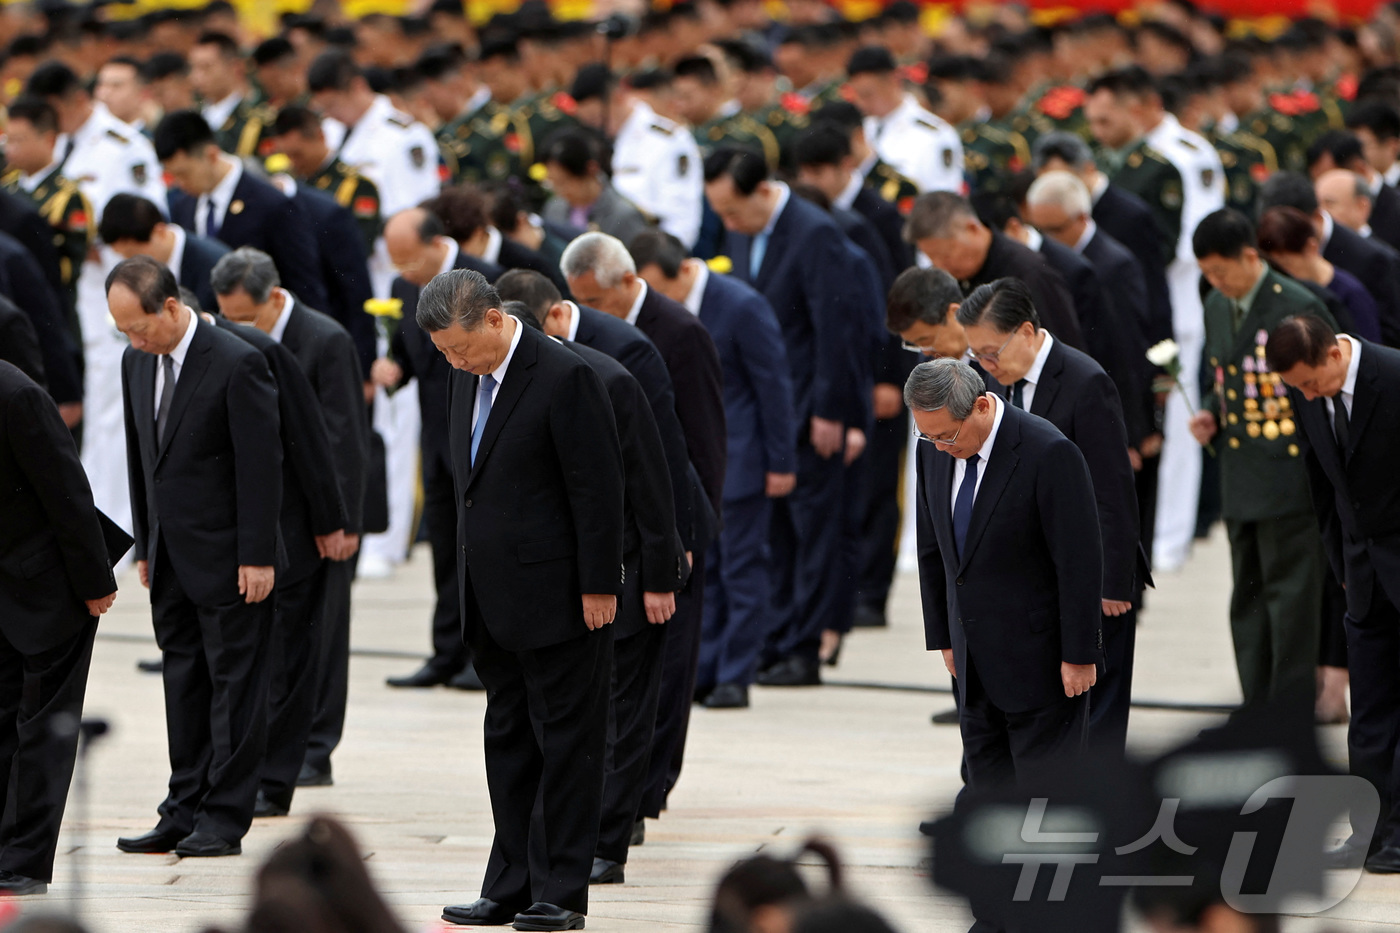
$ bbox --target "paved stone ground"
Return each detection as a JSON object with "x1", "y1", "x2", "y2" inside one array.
[{"x1": 9, "y1": 529, "x2": 1398, "y2": 932}]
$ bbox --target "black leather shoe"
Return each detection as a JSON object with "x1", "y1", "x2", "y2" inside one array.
[
  {"x1": 1325, "y1": 835, "x2": 1376, "y2": 870},
  {"x1": 918, "y1": 820, "x2": 937, "y2": 837},
  {"x1": 254, "y1": 790, "x2": 289, "y2": 817},
  {"x1": 630, "y1": 819, "x2": 645, "y2": 846},
  {"x1": 443, "y1": 898, "x2": 519, "y2": 926},
  {"x1": 589, "y1": 857, "x2": 624, "y2": 884},
  {"x1": 449, "y1": 663, "x2": 485, "y2": 691},
  {"x1": 116, "y1": 828, "x2": 184, "y2": 853},
  {"x1": 756, "y1": 656, "x2": 820, "y2": 687},
  {"x1": 852, "y1": 604, "x2": 887, "y2": 628},
  {"x1": 703, "y1": 683, "x2": 749, "y2": 709},
  {"x1": 931, "y1": 708, "x2": 960, "y2": 725},
  {"x1": 1366, "y1": 844, "x2": 1400, "y2": 873},
  {"x1": 386, "y1": 663, "x2": 455, "y2": 688},
  {"x1": 175, "y1": 832, "x2": 241, "y2": 857},
  {"x1": 297, "y1": 762, "x2": 333, "y2": 787},
  {"x1": 0, "y1": 870, "x2": 47, "y2": 895},
  {"x1": 136, "y1": 658, "x2": 164, "y2": 673},
  {"x1": 513, "y1": 903, "x2": 585, "y2": 931}
]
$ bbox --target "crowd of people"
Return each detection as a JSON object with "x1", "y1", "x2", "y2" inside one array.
[{"x1": 4, "y1": 0, "x2": 1400, "y2": 929}]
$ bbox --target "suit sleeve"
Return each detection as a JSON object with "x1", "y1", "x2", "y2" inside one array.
[
  {"x1": 315, "y1": 327, "x2": 370, "y2": 534},
  {"x1": 10, "y1": 382, "x2": 115, "y2": 600},
  {"x1": 805, "y1": 229, "x2": 869, "y2": 424},
  {"x1": 1075, "y1": 370, "x2": 1140, "y2": 600},
  {"x1": 737, "y1": 294, "x2": 798, "y2": 475},
  {"x1": 1292, "y1": 392, "x2": 1346, "y2": 581},
  {"x1": 0, "y1": 304, "x2": 46, "y2": 388},
  {"x1": 266, "y1": 342, "x2": 345, "y2": 537},
  {"x1": 1106, "y1": 255, "x2": 1152, "y2": 447},
  {"x1": 669, "y1": 322, "x2": 726, "y2": 511},
  {"x1": 551, "y1": 361, "x2": 626, "y2": 595},
  {"x1": 915, "y1": 442, "x2": 951, "y2": 651},
  {"x1": 1373, "y1": 252, "x2": 1400, "y2": 348},
  {"x1": 319, "y1": 205, "x2": 377, "y2": 379},
  {"x1": 8, "y1": 200, "x2": 64, "y2": 298},
  {"x1": 228, "y1": 350, "x2": 283, "y2": 566},
  {"x1": 620, "y1": 340, "x2": 696, "y2": 550},
  {"x1": 272, "y1": 198, "x2": 331, "y2": 312},
  {"x1": 618, "y1": 374, "x2": 686, "y2": 593},
  {"x1": 1037, "y1": 435, "x2": 1103, "y2": 664},
  {"x1": 4, "y1": 251, "x2": 80, "y2": 404},
  {"x1": 1030, "y1": 264, "x2": 1085, "y2": 352},
  {"x1": 121, "y1": 354, "x2": 149, "y2": 562}
]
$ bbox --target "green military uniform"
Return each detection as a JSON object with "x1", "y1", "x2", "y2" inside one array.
[
  {"x1": 863, "y1": 158, "x2": 920, "y2": 213},
  {"x1": 437, "y1": 102, "x2": 520, "y2": 186},
  {"x1": 512, "y1": 89, "x2": 579, "y2": 168},
  {"x1": 1102, "y1": 139, "x2": 1184, "y2": 267},
  {"x1": 759, "y1": 97, "x2": 813, "y2": 172},
  {"x1": 1240, "y1": 108, "x2": 1308, "y2": 176},
  {"x1": 801, "y1": 79, "x2": 846, "y2": 114},
  {"x1": 208, "y1": 95, "x2": 275, "y2": 158},
  {"x1": 1014, "y1": 82, "x2": 1090, "y2": 147},
  {"x1": 959, "y1": 119, "x2": 1030, "y2": 197},
  {"x1": 306, "y1": 157, "x2": 383, "y2": 253},
  {"x1": 1200, "y1": 267, "x2": 1334, "y2": 704},
  {"x1": 2, "y1": 166, "x2": 91, "y2": 340},
  {"x1": 694, "y1": 110, "x2": 780, "y2": 167},
  {"x1": 1213, "y1": 129, "x2": 1277, "y2": 218}
]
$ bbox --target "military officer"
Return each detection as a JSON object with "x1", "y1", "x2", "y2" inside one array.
[
  {"x1": 1189, "y1": 208, "x2": 1335, "y2": 705},
  {"x1": 268, "y1": 106, "x2": 383, "y2": 254},
  {"x1": 809, "y1": 102, "x2": 920, "y2": 211},
  {"x1": 672, "y1": 55, "x2": 780, "y2": 166},
  {"x1": 924, "y1": 56, "x2": 1030, "y2": 197},
  {"x1": 1215, "y1": 128, "x2": 1278, "y2": 218},
  {"x1": 847, "y1": 46, "x2": 963, "y2": 195},
  {"x1": 611, "y1": 78, "x2": 704, "y2": 249},
  {"x1": 416, "y1": 45, "x2": 517, "y2": 187},
  {"x1": 190, "y1": 31, "x2": 273, "y2": 159},
  {"x1": 1219, "y1": 52, "x2": 1314, "y2": 176},
  {"x1": 1097, "y1": 136, "x2": 1184, "y2": 268}
]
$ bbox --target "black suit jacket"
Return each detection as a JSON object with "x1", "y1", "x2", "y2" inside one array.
[
  {"x1": 1323, "y1": 220, "x2": 1400, "y2": 347},
  {"x1": 213, "y1": 315, "x2": 345, "y2": 585},
  {"x1": 0, "y1": 295, "x2": 45, "y2": 388},
  {"x1": 1368, "y1": 183, "x2": 1400, "y2": 253},
  {"x1": 448, "y1": 322, "x2": 625, "y2": 651},
  {"x1": 279, "y1": 297, "x2": 369, "y2": 536},
  {"x1": 1092, "y1": 183, "x2": 1173, "y2": 345},
  {"x1": 851, "y1": 185, "x2": 914, "y2": 274},
  {"x1": 293, "y1": 185, "x2": 376, "y2": 379},
  {"x1": 917, "y1": 401, "x2": 1103, "y2": 713},
  {"x1": 1293, "y1": 338, "x2": 1400, "y2": 619},
  {"x1": 178, "y1": 231, "x2": 229, "y2": 315},
  {"x1": 0, "y1": 231, "x2": 78, "y2": 405},
  {"x1": 169, "y1": 172, "x2": 329, "y2": 312},
  {"x1": 0, "y1": 188, "x2": 62, "y2": 300},
  {"x1": 122, "y1": 316, "x2": 283, "y2": 606},
  {"x1": 498, "y1": 237, "x2": 571, "y2": 297},
  {"x1": 971, "y1": 232, "x2": 1085, "y2": 351},
  {"x1": 0, "y1": 362, "x2": 113, "y2": 655},
  {"x1": 563, "y1": 340, "x2": 686, "y2": 638},
  {"x1": 1081, "y1": 228, "x2": 1152, "y2": 446}
]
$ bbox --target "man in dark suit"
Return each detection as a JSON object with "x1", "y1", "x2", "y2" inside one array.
[
  {"x1": 110, "y1": 256, "x2": 282, "y2": 857},
  {"x1": 1268, "y1": 314, "x2": 1400, "y2": 872},
  {"x1": 209, "y1": 247, "x2": 368, "y2": 805},
  {"x1": 911, "y1": 356, "x2": 1102, "y2": 790},
  {"x1": 380, "y1": 208, "x2": 507, "y2": 691},
  {"x1": 956, "y1": 278, "x2": 1143, "y2": 753},
  {"x1": 632, "y1": 233, "x2": 799, "y2": 708},
  {"x1": 559, "y1": 232, "x2": 727, "y2": 818},
  {"x1": 0, "y1": 230, "x2": 80, "y2": 422},
  {"x1": 1306, "y1": 130, "x2": 1400, "y2": 252},
  {"x1": 0, "y1": 362, "x2": 117, "y2": 895},
  {"x1": 0, "y1": 296, "x2": 46, "y2": 388},
  {"x1": 99, "y1": 193, "x2": 230, "y2": 320},
  {"x1": 420, "y1": 270, "x2": 625, "y2": 931},
  {"x1": 703, "y1": 147, "x2": 868, "y2": 688},
  {"x1": 0, "y1": 187, "x2": 63, "y2": 301},
  {"x1": 427, "y1": 186, "x2": 571, "y2": 298},
  {"x1": 154, "y1": 110, "x2": 329, "y2": 313}
]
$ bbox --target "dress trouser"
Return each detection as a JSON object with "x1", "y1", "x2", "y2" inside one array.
[
  {"x1": 1087, "y1": 608, "x2": 1137, "y2": 753},
  {"x1": 765, "y1": 443, "x2": 846, "y2": 665},
  {"x1": 424, "y1": 461, "x2": 468, "y2": 675},
  {"x1": 151, "y1": 539, "x2": 273, "y2": 842},
  {"x1": 260, "y1": 564, "x2": 327, "y2": 808},
  {"x1": 1224, "y1": 511, "x2": 1324, "y2": 705},
  {"x1": 596, "y1": 622, "x2": 665, "y2": 864},
  {"x1": 959, "y1": 654, "x2": 1090, "y2": 791},
  {"x1": 0, "y1": 618, "x2": 96, "y2": 881},
  {"x1": 472, "y1": 619, "x2": 613, "y2": 915},
  {"x1": 857, "y1": 411, "x2": 908, "y2": 615},
  {"x1": 697, "y1": 494, "x2": 773, "y2": 693},
  {"x1": 304, "y1": 555, "x2": 356, "y2": 774},
  {"x1": 1345, "y1": 590, "x2": 1400, "y2": 847}
]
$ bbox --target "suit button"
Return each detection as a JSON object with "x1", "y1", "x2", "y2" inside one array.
[
  {"x1": 955, "y1": 576, "x2": 964, "y2": 585},
  {"x1": 464, "y1": 498, "x2": 473, "y2": 508}
]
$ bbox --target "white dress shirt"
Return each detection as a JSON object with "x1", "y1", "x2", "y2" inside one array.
[
  {"x1": 1326, "y1": 334, "x2": 1362, "y2": 430},
  {"x1": 201, "y1": 92, "x2": 243, "y2": 133},
  {"x1": 437, "y1": 238, "x2": 461, "y2": 278},
  {"x1": 949, "y1": 393, "x2": 1005, "y2": 511},
  {"x1": 472, "y1": 315, "x2": 524, "y2": 433},
  {"x1": 153, "y1": 308, "x2": 199, "y2": 419},
  {"x1": 268, "y1": 288, "x2": 296, "y2": 343},
  {"x1": 165, "y1": 225, "x2": 188, "y2": 284},
  {"x1": 16, "y1": 161, "x2": 58, "y2": 194},
  {"x1": 562, "y1": 300, "x2": 582, "y2": 341},
  {"x1": 683, "y1": 262, "x2": 709, "y2": 317},
  {"x1": 195, "y1": 154, "x2": 243, "y2": 238},
  {"x1": 624, "y1": 279, "x2": 648, "y2": 326},
  {"x1": 1018, "y1": 332, "x2": 1054, "y2": 411},
  {"x1": 480, "y1": 225, "x2": 504, "y2": 265},
  {"x1": 1072, "y1": 219, "x2": 1097, "y2": 255},
  {"x1": 834, "y1": 171, "x2": 863, "y2": 211},
  {"x1": 1320, "y1": 211, "x2": 1335, "y2": 252}
]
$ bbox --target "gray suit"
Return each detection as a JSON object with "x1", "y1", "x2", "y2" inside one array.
[{"x1": 543, "y1": 182, "x2": 654, "y2": 247}]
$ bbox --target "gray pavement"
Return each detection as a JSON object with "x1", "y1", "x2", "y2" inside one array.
[{"x1": 11, "y1": 528, "x2": 1398, "y2": 932}]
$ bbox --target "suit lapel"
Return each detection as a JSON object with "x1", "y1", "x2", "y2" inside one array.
[
  {"x1": 1301, "y1": 394, "x2": 1344, "y2": 478},
  {"x1": 958, "y1": 405, "x2": 1021, "y2": 572},
  {"x1": 754, "y1": 200, "x2": 793, "y2": 291},
  {"x1": 218, "y1": 175, "x2": 251, "y2": 242},
  {"x1": 134, "y1": 352, "x2": 158, "y2": 464},
  {"x1": 925, "y1": 441, "x2": 956, "y2": 555},
  {"x1": 465, "y1": 325, "x2": 537, "y2": 488},
  {"x1": 1028, "y1": 342, "x2": 1063, "y2": 418},
  {"x1": 156, "y1": 321, "x2": 213, "y2": 461},
  {"x1": 1347, "y1": 344, "x2": 1381, "y2": 457}
]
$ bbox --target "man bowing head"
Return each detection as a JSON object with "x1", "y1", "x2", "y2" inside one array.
[{"x1": 418, "y1": 268, "x2": 626, "y2": 932}]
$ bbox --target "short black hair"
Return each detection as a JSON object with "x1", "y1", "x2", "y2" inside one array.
[
  {"x1": 252, "y1": 36, "x2": 297, "y2": 67},
  {"x1": 1306, "y1": 129, "x2": 1365, "y2": 172},
  {"x1": 195, "y1": 30, "x2": 240, "y2": 57},
  {"x1": 4, "y1": 34, "x2": 51, "y2": 61},
  {"x1": 1265, "y1": 314, "x2": 1339, "y2": 372},
  {"x1": 1258, "y1": 171, "x2": 1319, "y2": 215},
  {"x1": 308, "y1": 49, "x2": 360, "y2": 93},
  {"x1": 477, "y1": 35, "x2": 520, "y2": 63},
  {"x1": 495, "y1": 268, "x2": 562, "y2": 319},
  {"x1": 541, "y1": 128, "x2": 602, "y2": 178},
  {"x1": 1085, "y1": 64, "x2": 1158, "y2": 98},
  {"x1": 271, "y1": 104, "x2": 322, "y2": 138},
  {"x1": 672, "y1": 55, "x2": 719, "y2": 86},
  {"x1": 143, "y1": 52, "x2": 190, "y2": 82},
  {"x1": 153, "y1": 110, "x2": 218, "y2": 161},
  {"x1": 1347, "y1": 99, "x2": 1400, "y2": 140},
  {"x1": 99, "y1": 193, "x2": 167, "y2": 244},
  {"x1": 6, "y1": 95, "x2": 58, "y2": 135},
  {"x1": 702, "y1": 146, "x2": 769, "y2": 195},
  {"x1": 885, "y1": 266, "x2": 963, "y2": 334},
  {"x1": 25, "y1": 60, "x2": 83, "y2": 98},
  {"x1": 714, "y1": 37, "x2": 772, "y2": 74},
  {"x1": 846, "y1": 44, "x2": 896, "y2": 77},
  {"x1": 416, "y1": 43, "x2": 467, "y2": 81},
  {"x1": 106, "y1": 255, "x2": 179, "y2": 315},
  {"x1": 1139, "y1": 19, "x2": 1194, "y2": 55},
  {"x1": 570, "y1": 63, "x2": 614, "y2": 103},
  {"x1": 925, "y1": 54, "x2": 983, "y2": 84},
  {"x1": 104, "y1": 55, "x2": 146, "y2": 78},
  {"x1": 1192, "y1": 208, "x2": 1256, "y2": 259},
  {"x1": 792, "y1": 123, "x2": 851, "y2": 168},
  {"x1": 956, "y1": 277, "x2": 1040, "y2": 332},
  {"x1": 628, "y1": 230, "x2": 688, "y2": 278},
  {"x1": 810, "y1": 100, "x2": 864, "y2": 133}
]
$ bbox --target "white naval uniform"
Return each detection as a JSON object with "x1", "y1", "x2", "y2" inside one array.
[
  {"x1": 611, "y1": 100, "x2": 703, "y2": 249},
  {"x1": 60, "y1": 103, "x2": 168, "y2": 549},
  {"x1": 1146, "y1": 113, "x2": 1226, "y2": 572},
  {"x1": 864, "y1": 94, "x2": 963, "y2": 195}
]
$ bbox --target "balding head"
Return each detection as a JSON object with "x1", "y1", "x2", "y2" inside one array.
[
  {"x1": 385, "y1": 207, "x2": 451, "y2": 288},
  {"x1": 1315, "y1": 169, "x2": 1373, "y2": 233}
]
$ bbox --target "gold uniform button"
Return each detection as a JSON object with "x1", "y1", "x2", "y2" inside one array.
[
  {"x1": 1229, "y1": 437, "x2": 1242, "y2": 449},
  {"x1": 1227, "y1": 389, "x2": 1238, "y2": 400},
  {"x1": 1288, "y1": 444, "x2": 1300, "y2": 456},
  {"x1": 1228, "y1": 365, "x2": 1238, "y2": 375},
  {"x1": 1263, "y1": 421, "x2": 1280, "y2": 440},
  {"x1": 1247, "y1": 422, "x2": 1261, "y2": 438},
  {"x1": 1228, "y1": 413, "x2": 1239, "y2": 425},
  {"x1": 1280, "y1": 418, "x2": 1295, "y2": 436}
]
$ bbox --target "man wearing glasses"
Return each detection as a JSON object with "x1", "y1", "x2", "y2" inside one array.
[{"x1": 885, "y1": 267, "x2": 972, "y2": 362}]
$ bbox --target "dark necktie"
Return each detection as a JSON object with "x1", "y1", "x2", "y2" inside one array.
[
  {"x1": 205, "y1": 199, "x2": 221, "y2": 239},
  {"x1": 155, "y1": 354, "x2": 175, "y2": 445},
  {"x1": 57, "y1": 136, "x2": 75, "y2": 172},
  {"x1": 1333, "y1": 397, "x2": 1350, "y2": 454},
  {"x1": 952, "y1": 454, "x2": 980, "y2": 558},
  {"x1": 1009, "y1": 379, "x2": 1027, "y2": 410}
]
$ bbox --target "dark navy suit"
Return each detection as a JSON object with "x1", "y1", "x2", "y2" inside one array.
[
  {"x1": 1091, "y1": 181, "x2": 1172, "y2": 346},
  {"x1": 177, "y1": 230, "x2": 229, "y2": 315},
  {"x1": 0, "y1": 232, "x2": 78, "y2": 406},
  {"x1": 291, "y1": 184, "x2": 376, "y2": 378}
]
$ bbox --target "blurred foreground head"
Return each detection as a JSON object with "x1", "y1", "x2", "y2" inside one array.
[{"x1": 708, "y1": 837, "x2": 843, "y2": 933}]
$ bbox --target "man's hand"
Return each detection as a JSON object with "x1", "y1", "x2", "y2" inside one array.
[
  {"x1": 362, "y1": 381, "x2": 376, "y2": 405},
  {"x1": 582, "y1": 593, "x2": 617, "y2": 630},
  {"x1": 941, "y1": 648, "x2": 956, "y2": 679},
  {"x1": 685, "y1": 551, "x2": 693, "y2": 569},
  {"x1": 1127, "y1": 447, "x2": 1143, "y2": 472},
  {"x1": 315, "y1": 530, "x2": 360, "y2": 561},
  {"x1": 370, "y1": 358, "x2": 403, "y2": 388},
  {"x1": 765, "y1": 472, "x2": 796, "y2": 497},
  {"x1": 1189, "y1": 411, "x2": 1218, "y2": 447},
  {"x1": 810, "y1": 416, "x2": 844, "y2": 459},
  {"x1": 59, "y1": 402, "x2": 83, "y2": 428},
  {"x1": 1139, "y1": 432, "x2": 1163, "y2": 458},
  {"x1": 1102, "y1": 599, "x2": 1132, "y2": 617},
  {"x1": 644, "y1": 591, "x2": 676, "y2": 624},
  {"x1": 843, "y1": 427, "x2": 866, "y2": 466},
  {"x1": 873, "y1": 383, "x2": 903, "y2": 421},
  {"x1": 238, "y1": 565, "x2": 276, "y2": 604},
  {"x1": 137, "y1": 560, "x2": 150, "y2": 589},
  {"x1": 85, "y1": 591, "x2": 117, "y2": 616},
  {"x1": 1062, "y1": 661, "x2": 1097, "y2": 697}
]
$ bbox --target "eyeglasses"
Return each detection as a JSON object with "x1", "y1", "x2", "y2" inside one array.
[
  {"x1": 915, "y1": 419, "x2": 965, "y2": 447},
  {"x1": 972, "y1": 330, "x2": 1019, "y2": 365}
]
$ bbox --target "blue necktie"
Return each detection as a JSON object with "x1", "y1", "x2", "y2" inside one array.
[
  {"x1": 750, "y1": 231, "x2": 769, "y2": 277},
  {"x1": 470, "y1": 374, "x2": 497, "y2": 467},
  {"x1": 206, "y1": 199, "x2": 221, "y2": 239},
  {"x1": 952, "y1": 454, "x2": 980, "y2": 558}
]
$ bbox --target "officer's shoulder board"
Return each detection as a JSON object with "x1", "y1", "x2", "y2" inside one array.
[
  {"x1": 104, "y1": 127, "x2": 130, "y2": 145},
  {"x1": 913, "y1": 117, "x2": 943, "y2": 134},
  {"x1": 386, "y1": 113, "x2": 414, "y2": 130},
  {"x1": 649, "y1": 123, "x2": 674, "y2": 137}
]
